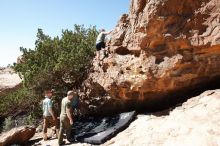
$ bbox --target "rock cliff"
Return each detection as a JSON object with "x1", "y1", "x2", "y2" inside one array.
[
  {"x1": 80, "y1": 0, "x2": 220, "y2": 115},
  {"x1": 0, "y1": 67, "x2": 21, "y2": 95},
  {"x1": 104, "y1": 89, "x2": 220, "y2": 146}
]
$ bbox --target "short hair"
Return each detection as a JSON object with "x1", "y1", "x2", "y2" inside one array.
[
  {"x1": 67, "y1": 90, "x2": 76, "y2": 96},
  {"x1": 44, "y1": 89, "x2": 52, "y2": 94},
  {"x1": 100, "y1": 29, "x2": 105, "y2": 32}
]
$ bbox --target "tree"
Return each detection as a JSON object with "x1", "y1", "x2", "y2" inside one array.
[{"x1": 14, "y1": 25, "x2": 98, "y2": 94}]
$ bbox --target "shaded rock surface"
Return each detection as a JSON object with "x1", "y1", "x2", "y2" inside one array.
[
  {"x1": 103, "y1": 89, "x2": 220, "y2": 146},
  {"x1": 33, "y1": 89, "x2": 220, "y2": 146},
  {"x1": 79, "y1": 0, "x2": 220, "y2": 115},
  {"x1": 0, "y1": 126, "x2": 35, "y2": 146}
]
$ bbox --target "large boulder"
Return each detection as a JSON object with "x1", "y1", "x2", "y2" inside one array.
[
  {"x1": 0, "y1": 126, "x2": 36, "y2": 146},
  {"x1": 79, "y1": 0, "x2": 220, "y2": 115},
  {"x1": 0, "y1": 68, "x2": 22, "y2": 118},
  {"x1": 0, "y1": 67, "x2": 21, "y2": 96},
  {"x1": 104, "y1": 89, "x2": 220, "y2": 146}
]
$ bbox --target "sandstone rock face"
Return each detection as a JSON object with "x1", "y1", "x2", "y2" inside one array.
[
  {"x1": 0, "y1": 126, "x2": 36, "y2": 146},
  {"x1": 103, "y1": 90, "x2": 220, "y2": 146},
  {"x1": 80, "y1": 0, "x2": 220, "y2": 115}
]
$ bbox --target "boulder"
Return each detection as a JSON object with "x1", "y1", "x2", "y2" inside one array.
[
  {"x1": 0, "y1": 67, "x2": 21, "y2": 96},
  {"x1": 104, "y1": 89, "x2": 220, "y2": 146},
  {"x1": 80, "y1": 0, "x2": 220, "y2": 115},
  {"x1": 0, "y1": 68, "x2": 22, "y2": 118},
  {"x1": 0, "y1": 126, "x2": 36, "y2": 146}
]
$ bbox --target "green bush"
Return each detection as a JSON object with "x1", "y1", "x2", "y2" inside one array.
[
  {"x1": 0, "y1": 87, "x2": 39, "y2": 117},
  {"x1": 24, "y1": 114, "x2": 35, "y2": 125},
  {"x1": 2, "y1": 114, "x2": 38, "y2": 132},
  {"x1": 2, "y1": 117, "x2": 14, "y2": 132},
  {"x1": 0, "y1": 87, "x2": 43, "y2": 132},
  {"x1": 14, "y1": 25, "x2": 98, "y2": 94}
]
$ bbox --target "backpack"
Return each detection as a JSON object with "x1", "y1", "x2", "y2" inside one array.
[{"x1": 72, "y1": 95, "x2": 79, "y2": 109}]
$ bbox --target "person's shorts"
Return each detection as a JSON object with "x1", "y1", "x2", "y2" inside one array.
[
  {"x1": 96, "y1": 42, "x2": 106, "y2": 51},
  {"x1": 43, "y1": 116, "x2": 58, "y2": 133}
]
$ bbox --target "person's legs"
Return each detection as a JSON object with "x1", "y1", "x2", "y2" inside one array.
[
  {"x1": 42, "y1": 117, "x2": 48, "y2": 140},
  {"x1": 58, "y1": 117, "x2": 65, "y2": 144},
  {"x1": 100, "y1": 42, "x2": 107, "y2": 60},
  {"x1": 49, "y1": 116, "x2": 59, "y2": 138},
  {"x1": 54, "y1": 118, "x2": 59, "y2": 138},
  {"x1": 103, "y1": 44, "x2": 109, "y2": 57},
  {"x1": 64, "y1": 118, "x2": 72, "y2": 142},
  {"x1": 96, "y1": 51, "x2": 100, "y2": 60},
  {"x1": 96, "y1": 43, "x2": 102, "y2": 61},
  {"x1": 101, "y1": 42, "x2": 106, "y2": 50}
]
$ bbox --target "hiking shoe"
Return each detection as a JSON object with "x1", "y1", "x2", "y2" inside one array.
[
  {"x1": 67, "y1": 138, "x2": 76, "y2": 143},
  {"x1": 43, "y1": 136, "x2": 52, "y2": 141},
  {"x1": 58, "y1": 141, "x2": 66, "y2": 146},
  {"x1": 43, "y1": 135, "x2": 48, "y2": 141}
]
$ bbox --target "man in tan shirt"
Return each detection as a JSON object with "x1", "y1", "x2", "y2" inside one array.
[{"x1": 58, "y1": 90, "x2": 76, "y2": 145}]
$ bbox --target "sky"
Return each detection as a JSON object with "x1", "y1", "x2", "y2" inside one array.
[{"x1": 0, "y1": 0, "x2": 129, "y2": 67}]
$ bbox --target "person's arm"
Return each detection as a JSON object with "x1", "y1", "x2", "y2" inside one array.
[
  {"x1": 103, "y1": 30, "x2": 113, "y2": 35},
  {"x1": 48, "y1": 107, "x2": 56, "y2": 120},
  {"x1": 48, "y1": 100, "x2": 56, "y2": 120},
  {"x1": 42, "y1": 100, "x2": 44, "y2": 112},
  {"x1": 66, "y1": 103, "x2": 73, "y2": 125}
]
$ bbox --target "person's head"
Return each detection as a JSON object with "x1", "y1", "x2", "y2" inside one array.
[
  {"x1": 67, "y1": 90, "x2": 77, "y2": 100},
  {"x1": 99, "y1": 29, "x2": 105, "y2": 32},
  {"x1": 44, "y1": 89, "x2": 53, "y2": 98}
]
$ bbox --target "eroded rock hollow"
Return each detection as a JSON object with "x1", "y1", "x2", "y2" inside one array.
[{"x1": 80, "y1": 0, "x2": 220, "y2": 115}]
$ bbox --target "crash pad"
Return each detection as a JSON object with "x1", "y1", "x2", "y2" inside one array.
[{"x1": 73, "y1": 111, "x2": 136, "y2": 145}]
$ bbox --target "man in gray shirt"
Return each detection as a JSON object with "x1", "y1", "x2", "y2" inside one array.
[{"x1": 42, "y1": 89, "x2": 59, "y2": 140}]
